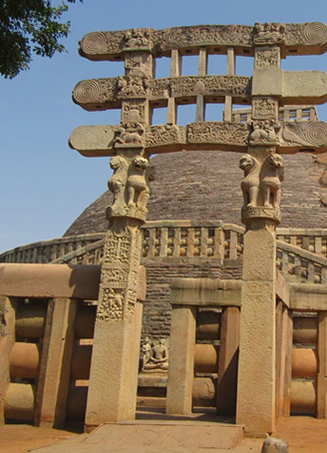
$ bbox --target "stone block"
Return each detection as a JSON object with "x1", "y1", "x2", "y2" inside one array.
[{"x1": 262, "y1": 437, "x2": 288, "y2": 453}]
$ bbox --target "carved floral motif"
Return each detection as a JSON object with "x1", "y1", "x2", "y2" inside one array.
[
  {"x1": 252, "y1": 98, "x2": 278, "y2": 120},
  {"x1": 255, "y1": 47, "x2": 280, "y2": 68}
]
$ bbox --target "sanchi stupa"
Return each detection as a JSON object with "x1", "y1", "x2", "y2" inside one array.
[{"x1": 2, "y1": 22, "x2": 327, "y2": 449}]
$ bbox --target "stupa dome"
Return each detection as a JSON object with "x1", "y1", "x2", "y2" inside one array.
[{"x1": 64, "y1": 150, "x2": 327, "y2": 236}]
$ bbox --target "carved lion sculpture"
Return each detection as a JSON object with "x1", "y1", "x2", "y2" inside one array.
[
  {"x1": 108, "y1": 155, "x2": 129, "y2": 212},
  {"x1": 239, "y1": 154, "x2": 260, "y2": 207},
  {"x1": 261, "y1": 152, "x2": 284, "y2": 208},
  {"x1": 127, "y1": 156, "x2": 150, "y2": 209}
]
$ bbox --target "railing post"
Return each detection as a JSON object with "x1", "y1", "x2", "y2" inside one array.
[
  {"x1": 0, "y1": 297, "x2": 18, "y2": 424},
  {"x1": 317, "y1": 311, "x2": 327, "y2": 418},
  {"x1": 34, "y1": 297, "x2": 77, "y2": 428},
  {"x1": 217, "y1": 306, "x2": 240, "y2": 415},
  {"x1": 166, "y1": 305, "x2": 196, "y2": 415}
]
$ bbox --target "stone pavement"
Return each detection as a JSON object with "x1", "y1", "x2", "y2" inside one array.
[{"x1": 29, "y1": 420, "x2": 264, "y2": 453}]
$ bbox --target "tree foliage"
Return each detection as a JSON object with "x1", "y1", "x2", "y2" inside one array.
[{"x1": 0, "y1": 0, "x2": 82, "y2": 78}]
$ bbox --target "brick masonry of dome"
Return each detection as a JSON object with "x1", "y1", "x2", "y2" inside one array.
[{"x1": 64, "y1": 150, "x2": 327, "y2": 236}]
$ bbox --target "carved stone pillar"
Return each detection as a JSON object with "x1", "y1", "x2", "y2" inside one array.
[
  {"x1": 85, "y1": 40, "x2": 153, "y2": 428},
  {"x1": 236, "y1": 27, "x2": 284, "y2": 432}
]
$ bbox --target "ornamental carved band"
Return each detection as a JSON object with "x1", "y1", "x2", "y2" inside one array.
[
  {"x1": 97, "y1": 219, "x2": 142, "y2": 321},
  {"x1": 70, "y1": 121, "x2": 327, "y2": 156},
  {"x1": 79, "y1": 23, "x2": 327, "y2": 59},
  {"x1": 73, "y1": 76, "x2": 252, "y2": 110}
]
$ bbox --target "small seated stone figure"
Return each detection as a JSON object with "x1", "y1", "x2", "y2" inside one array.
[{"x1": 143, "y1": 338, "x2": 169, "y2": 372}]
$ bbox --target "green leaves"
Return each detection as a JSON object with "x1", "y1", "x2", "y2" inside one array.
[{"x1": 0, "y1": 0, "x2": 82, "y2": 78}]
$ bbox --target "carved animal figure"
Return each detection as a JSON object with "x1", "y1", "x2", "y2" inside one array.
[
  {"x1": 127, "y1": 156, "x2": 150, "y2": 209},
  {"x1": 239, "y1": 154, "x2": 260, "y2": 207},
  {"x1": 108, "y1": 155, "x2": 129, "y2": 212},
  {"x1": 115, "y1": 123, "x2": 143, "y2": 145},
  {"x1": 261, "y1": 153, "x2": 284, "y2": 207}
]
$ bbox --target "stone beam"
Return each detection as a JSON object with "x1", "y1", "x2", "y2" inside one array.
[
  {"x1": 74, "y1": 72, "x2": 327, "y2": 112},
  {"x1": 79, "y1": 23, "x2": 327, "y2": 61},
  {"x1": 73, "y1": 76, "x2": 251, "y2": 111},
  {"x1": 70, "y1": 121, "x2": 327, "y2": 157},
  {"x1": 289, "y1": 284, "x2": 327, "y2": 311},
  {"x1": 170, "y1": 278, "x2": 242, "y2": 307}
]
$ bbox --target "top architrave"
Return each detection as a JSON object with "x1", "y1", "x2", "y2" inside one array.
[{"x1": 79, "y1": 23, "x2": 327, "y2": 61}]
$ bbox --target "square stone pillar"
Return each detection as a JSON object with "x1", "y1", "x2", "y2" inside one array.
[
  {"x1": 85, "y1": 219, "x2": 146, "y2": 431},
  {"x1": 166, "y1": 305, "x2": 196, "y2": 415},
  {"x1": 236, "y1": 219, "x2": 277, "y2": 435}
]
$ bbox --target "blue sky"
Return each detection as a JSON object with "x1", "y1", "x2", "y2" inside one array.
[{"x1": 0, "y1": 0, "x2": 326, "y2": 253}]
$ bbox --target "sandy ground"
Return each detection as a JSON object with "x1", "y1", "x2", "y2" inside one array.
[
  {"x1": 0, "y1": 424, "x2": 78, "y2": 453},
  {"x1": 274, "y1": 416, "x2": 327, "y2": 453},
  {"x1": 1, "y1": 416, "x2": 327, "y2": 453}
]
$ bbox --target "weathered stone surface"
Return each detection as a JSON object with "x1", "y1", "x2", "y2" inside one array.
[{"x1": 262, "y1": 437, "x2": 289, "y2": 453}]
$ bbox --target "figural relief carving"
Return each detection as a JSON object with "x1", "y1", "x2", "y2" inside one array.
[
  {"x1": 108, "y1": 154, "x2": 152, "y2": 221},
  {"x1": 240, "y1": 152, "x2": 284, "y2": 211},
  {"x1": 253, "y1": 22, "x2": 285, "y2": 45}
]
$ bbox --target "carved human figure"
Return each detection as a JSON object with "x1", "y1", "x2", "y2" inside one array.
[
  {"x1": 127, "y1": 156, "x2": 150, "y2": 209},
  {"x1": 249, "y1": 120, "x2": 277, "y2": 144},
  {"x1": 108, "y1": 155, "x2": 129, "y2": 212},
  {"x1": 261, "y1": 152, "x2": 284, "y2": 207},
  {"x1": 143, "y1": 338, "x2": 169, "y2": 371},
  {"x1": 141, "y1": 336, "x2": 152, "y2": 366},
  {"x1": 239, "y1": 154, "x2": 260, "y2": 207}
]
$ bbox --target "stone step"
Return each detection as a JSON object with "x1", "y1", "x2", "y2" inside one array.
[{"x1": 30, "y1": 421, "x2": 263, "y2": 453}]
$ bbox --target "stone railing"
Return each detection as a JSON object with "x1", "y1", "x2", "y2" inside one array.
[
  {"x1": 2, "y1": 223, "x2": 327, "y2": 285},
  {"x1": 0, "y1": 234, "x2": 104, "y2": 264},
  {"x1": 276, "y1": 240, "x2": 327, "y2": 284},
  {"x1": 142, "y1": 221, "x2": 244, "y2": 260}
]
